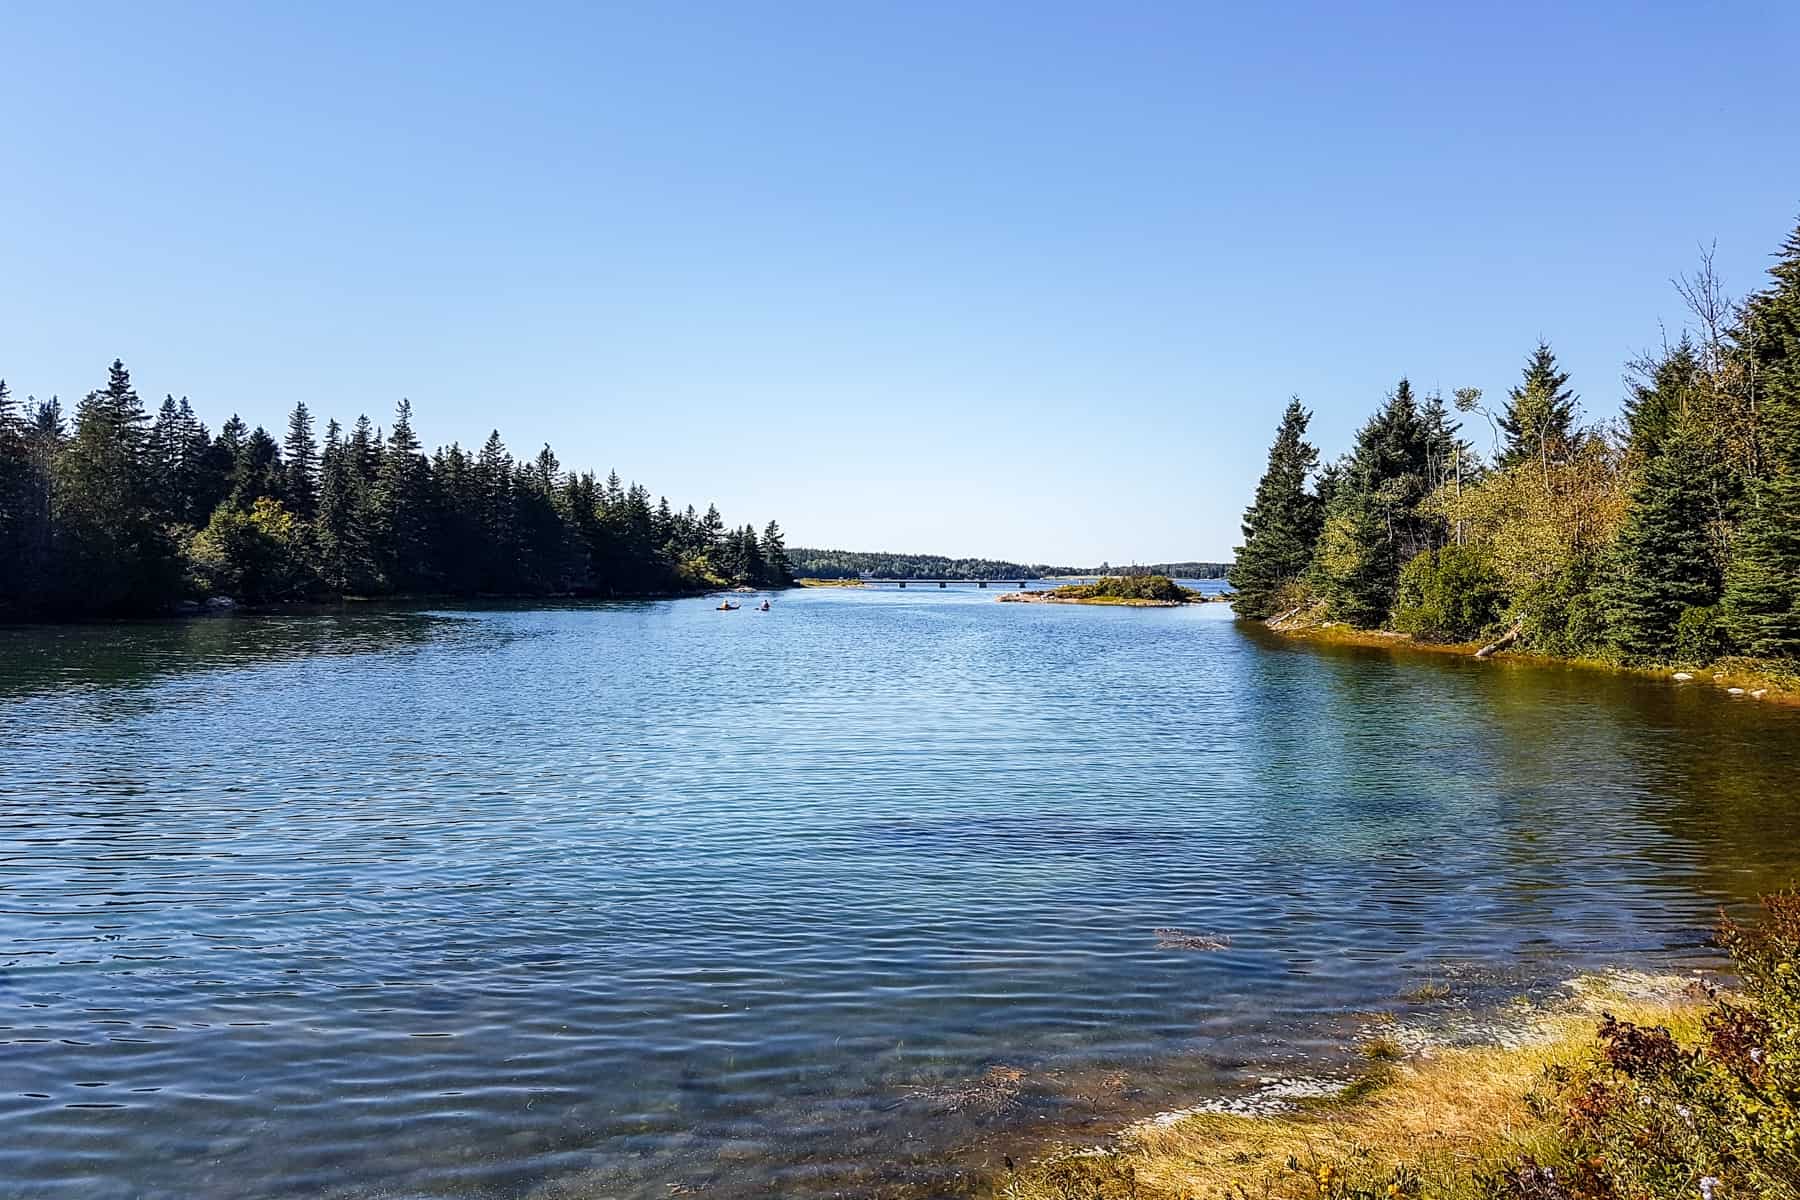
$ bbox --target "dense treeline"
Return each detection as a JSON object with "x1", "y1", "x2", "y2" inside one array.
[
  {"x1": 1230, "y1": 218, "x2": 1800, "y2": 668},
  {"x1": 1127, "y1": 561, "x2": 1231, "y2": 580},
  {"x1": 789, "y1": 549, "x2": 1230, "y2": 580},
  {"x1": 0, "y1": 364, "x2": 791, "y2": 620},
  {"x1": 790, "y1": 549, "x2": 1054, "y2": 580}
]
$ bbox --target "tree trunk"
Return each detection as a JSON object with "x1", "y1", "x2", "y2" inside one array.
[{"x1": 1475, "y1": 617, "x2": 1525, "y2": 659}]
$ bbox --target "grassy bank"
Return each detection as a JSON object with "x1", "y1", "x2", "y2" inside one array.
[
  {"x1": 1000, "y1": 893, "x2": 1800, "y2": 1200},
  {"x1": 1260, "y1": 608, "x2": 1800, "y2": 706},
  {"x1": 1001, "y1": 981, "x2": 1699, "y2": 1200},
  {"x1": 795, "y1": 577, "x2": 867, "y2": 587}
]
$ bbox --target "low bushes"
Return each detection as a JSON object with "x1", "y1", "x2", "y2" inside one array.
[
  {"x1": 1392, "y1": 545, "x2": 1505, "y2": 643},
  {"x1": 1052, "y1": 575, "x2": 1196, "y2": 603},
  {"x1": 1506, "y1": 891, "x2": 1800, "y2": 1200}
]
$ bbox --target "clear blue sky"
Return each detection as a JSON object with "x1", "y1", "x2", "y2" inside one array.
[{"x1": 4, "y1": 3, "x2": 1796, "y2": 563}]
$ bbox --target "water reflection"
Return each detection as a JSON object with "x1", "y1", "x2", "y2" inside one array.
[{"x1": 1, "y1": 593, "x2": 1797, "y2": 1199}]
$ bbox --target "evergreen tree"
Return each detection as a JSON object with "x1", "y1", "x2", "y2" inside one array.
[
  {"x1": 1724, "y1": 219, "x2": 1800, "y2": 659},
  {"x1": 762, "y1": 519, "x2": 792, "y2": 584},
  {"x1": 475, "y1": 430, "x2": 516, "y2": 589},
  {"x1": 1497, "y1": 340, "x2": 1579, "y2": 473},
  {"x1": 147, "y1": 394, "x2": 186, "y2": 515},
  {"x1": 700, "y1": 503, "x2": 725, "y2": 557},
  {"x1": 0, "y1": 380, "x2": 31, "y2": 615},
  {"x1": 283, "y1": 402, "x2": 319, "y2": 518},
  {"x1": 739, "y1": 525, "x2": 765, "y2": 583},
  {"x1": 1607, "y1": 415, "x2": 1726, "y2": 661},
  {"x1": 51, "y1": 361, "x2": 180, "y2": 615},
  {"x1": 1624, "y1": 338, "x2": 1700, "y2": 460},
  {"x1": 174, "y1": 399, "x2": 220, "y2": 525},
  {"x1": 231, "y1": 425, "x2": 283, "y2": 507},
  {"x1": 1229, "y1": 398, "x2": 1322, "y2": 618},
  {"x1": 1311, "y1": 380, "x2": 1433, "y2": 625},
  {"x1": 374, "y1": 399, "x2": 433, "y2": 590}
]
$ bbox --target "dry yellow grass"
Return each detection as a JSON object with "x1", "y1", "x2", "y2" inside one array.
[{"x1": 997, "y1": 978, "x2": 1709, "y2": 1200}]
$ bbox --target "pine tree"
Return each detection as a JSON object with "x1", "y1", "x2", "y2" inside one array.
[
  {"x1": 232, "y1": 426, "x2": 283, "y2": 507},
  {"x1": 1497, "y1": 341, "x2": 1579, "y2": 473},
  {"x1": 283, "y1": 402, "x2": 319, "y2": 518},
  {"x1": 52, "y1": 360, "x2": 180, "y2": 614},
  {"x1": 474, "y1": 430, "x2": 516, "y2": 589},
  {"x1": 374, "y1": 398, "x2": 433, "y2": 590},
  {"x1": 147, "y1": 394, "x2": 186, "y2": 517},
  {"x1": 174, "y1": 398, "x2": 218, "y2": 525},
  {"x1": 1724, "y1": 219, "x2": 1800, "y2": 659},
  {"x1": 762, "y1": 519, "x2": 791, "y2": 584},
  {"x1": 1624, "y1": 338, "x2": 1700, "y2": 461},
  {"x1": 739, "y1": 525, "x2": 765, "y2": 583},
  {"x1": 0, "y1": 380, "x2": 30, "y2": 615},
  {"x1": 1229, "y1": 398, "x2": 1322, "y2": 618},
  {"x1": 700, "y1": 503, "x2": 725, "y2": 553},
  {"x1": 1607, "y1": 415, "x2": 1726, "y2": 661},
  {"x1": 1311, "y1": 380, "x2": 1433, "y2": 625}
]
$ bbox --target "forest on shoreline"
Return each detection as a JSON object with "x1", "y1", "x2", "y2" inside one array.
[
  {"x1": 0, "y1": 370, "x2": 791, "y2": 621},
  {"x1": 790, "y1": 548, "x2": 1230, "y2": 580},
  {"x1": 1230, "y1": 217, "x2": 1800, "y2": 674}
]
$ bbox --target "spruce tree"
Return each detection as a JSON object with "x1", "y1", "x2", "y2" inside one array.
[
  {"x1": 1497, "y1": 341, "x2": 1578, "y2": 473},
  {"x1": 374, "y1": 398, "x2": 432, "y2": 589},
  {"x1": 1228, "y1": 398, "x2": 1322, "y2": 618},
  {"x1": 1311, "y1": 380, "x2": 1433, "y2": 625},
  {"x1": 147, "y1": 394, "x2": 186, "y2": 516},
  {"x1": 1624, "y1": 338, "x2": 1700, "y2": 460},
  {"x1": 1724, "y1": 219, "x2": 1800, "y2": 659},
  {"x1": 232, "y1": 426, "x2": 283, "y2": 507},
  {"x1": 52, "y1": 360, "x2": 180, "y2": 614},
  {"x1": 0, "y1": 380, "x2": 28, "y2": 615},
  {"x1": 762, "y1": 519, "x2": 792, "y2": 584},
  {"x1": 283, "y1": 402, "x2": 319, "y2": 518},
  {"x1": 1607, "y1": 415, "x2": 1726, "y2": 661}
]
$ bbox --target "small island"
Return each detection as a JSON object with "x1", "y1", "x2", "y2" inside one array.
[{"x1": 999, "y1": 574, "x2": 1206, "y2": 606}]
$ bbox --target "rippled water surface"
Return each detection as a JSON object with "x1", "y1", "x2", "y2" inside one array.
[{"x1": 4, "y1": 586, "x2": 1800, "y2": 1199}]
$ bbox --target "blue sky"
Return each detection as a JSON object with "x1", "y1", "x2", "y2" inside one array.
[{"x1": 3, "y1": 2, "x2": 1796, "y2": 563}]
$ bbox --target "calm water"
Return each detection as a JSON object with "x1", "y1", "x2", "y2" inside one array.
[{"x1": 3, "y1": 586, "x2": 1799, "y2": 1199}]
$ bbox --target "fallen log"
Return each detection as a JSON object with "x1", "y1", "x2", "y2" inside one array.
[{"x1": 1475, "y1": 618, "x2": 1525, "y2": 659}]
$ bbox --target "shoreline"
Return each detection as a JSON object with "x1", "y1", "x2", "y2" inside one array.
[
  {"x1": 1254, "y1": 607, "x2": 1800, "y2": 707},
  {"x1": 2, "y1": 585, "x2": 797, "y2": 627},
  {"x1": 992, "y1": 966, "x2": 1712, "y2": 1200}
]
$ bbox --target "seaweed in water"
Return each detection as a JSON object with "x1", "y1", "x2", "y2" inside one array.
[{"x1": 1153, "y1": 928, "x2": 1232, "y2": 951}]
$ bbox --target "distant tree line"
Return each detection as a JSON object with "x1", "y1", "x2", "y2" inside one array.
[
  {"x1": 1230, "y1": 217, "x2": 1800, "y2": 667},
  {"x1": 788, "y1": 549, "x2": 1230, "y2": 580},
  {"x1": 0, "y1": 364, "x2": 791, "y2": 620},
  {"x1": 1111, "y1": 561, "x2": 1231, "y2": 580}
]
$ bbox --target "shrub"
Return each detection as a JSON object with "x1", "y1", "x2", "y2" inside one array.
[
  {"x1": 1052, "y1": 575, "x2": 1196, "y2": 602},
  {"x1": 1673, "y1": 603, "x2": 1730, "y2": 665},
  {"x1": 1498, "y1": 891, "x2": 1800, "y2": 1200},
  {"x1": 1392, "y1": 545, "x2": 1505, "y2": 642},
  {"x1": 186, "y1": 497, "x2": 314, "y2": 604}
]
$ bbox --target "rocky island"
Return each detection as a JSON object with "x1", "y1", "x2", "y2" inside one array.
[{"x1": 998, "y1": 574, "x2": 1214, "y2": 606}]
